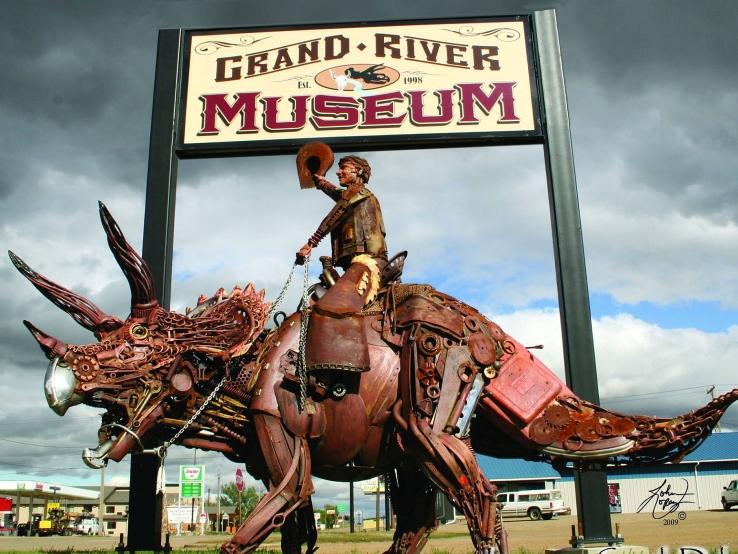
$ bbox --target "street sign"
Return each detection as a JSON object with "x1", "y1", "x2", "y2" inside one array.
[
  {"x1": 180, "y1": 465, "x2": 205, "y2": 499},
  {"x1": 199, "y1": 513, "x2": 207, "y2": 524},
  {"x1": 235, "y1": 467, "x2": 244, "y2": 492},
  {"x1": 336, "y1": 503, "x2": 348, "y2": 514}
]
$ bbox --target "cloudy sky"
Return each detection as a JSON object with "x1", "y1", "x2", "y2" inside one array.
[{"x1": 1, "y1": 0, "x2": 737, "y2": 517}]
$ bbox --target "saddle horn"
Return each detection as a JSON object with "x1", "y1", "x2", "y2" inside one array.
[{"x1": 296, "y1": 141, "x2": 334, "y2": 189}]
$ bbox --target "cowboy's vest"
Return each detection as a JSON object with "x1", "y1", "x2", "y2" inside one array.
[{"x1": 331, "y1": 187, "x2": 388, "y2": 270}]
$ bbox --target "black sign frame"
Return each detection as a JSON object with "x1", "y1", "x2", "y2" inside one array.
[{"x1": 130, "y1": 10, "x2": 618, "y2": 550}]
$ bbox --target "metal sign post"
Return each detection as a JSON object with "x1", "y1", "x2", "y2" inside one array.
[
  {"x1": 130, "y1": 28, "x2": 183, "y2": 553},
  {"x1": 533, "y1": 10, "x2": 616, "y2": 545}
]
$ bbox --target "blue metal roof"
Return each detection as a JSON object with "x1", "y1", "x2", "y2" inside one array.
[
  {"x1": 476, "y1": 456, "x2": 562, "y2": 481},
  {"x1": 476, "y1": 432, "x2": 738, "y2": 480},
  {"x1": 681, "y1": 431, "x2": 738, "y2": 462}
]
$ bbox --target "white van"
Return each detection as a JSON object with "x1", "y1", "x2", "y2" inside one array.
[{"x1": 496, "y1": 489, "x2": 570, "y2": 521}]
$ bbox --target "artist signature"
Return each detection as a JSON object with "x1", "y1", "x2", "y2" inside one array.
[{"x1": 636, "y1": 478, "x2": 694, "y2": 519}]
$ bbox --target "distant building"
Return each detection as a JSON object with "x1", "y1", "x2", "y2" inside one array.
[
  {"x1": 0, "y1": 481, "x2": 129, "y2": 535},
  {"x1": 477, "y1": 431, "x2": 738, "y2": 514}
]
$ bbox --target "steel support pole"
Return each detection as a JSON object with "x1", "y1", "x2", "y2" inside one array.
[
  {"x1": 349, "y1": 481, "x2": 355, "y2": 533},
  {"x1": 129, "y1": 28, "x2": 182, "y2": 552},
  {"x1": 141, "y1": 28, "x2": 182, "y2": 308},
  {"x1": 533, "y1": 10, "x2": 617, "y2": 545}
]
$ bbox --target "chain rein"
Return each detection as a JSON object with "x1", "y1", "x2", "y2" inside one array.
[{"x1": 152, "y1": 258, "x2": 311, "y2": 459}]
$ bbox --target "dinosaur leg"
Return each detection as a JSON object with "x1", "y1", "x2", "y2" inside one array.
[
  {"x1": 393, "y1": 326, "x2": 506, "y2": 553},
  {"x1": 280, "y1": 499, "x2": 318, "y2": 554},
  {"x1": 383, "y1": 464, "x2": 439, "y2": 554},
  {"x1": 396, "y1": 409, "x2": 507, "y2": 554},
  {"x1": 221, "y1": 414, "x2": 313, "y2": 554}
]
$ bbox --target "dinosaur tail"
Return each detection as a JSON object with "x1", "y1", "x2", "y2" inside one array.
[
  {"x1": 537, "y1": 388, "x2": 738, "y2": 465},
  {"x1": 474, "y1": 334, "x2": 737, "y2": 466},
  {"x1": 619, "y1": 387, "x2": 738, "y2": 464}
]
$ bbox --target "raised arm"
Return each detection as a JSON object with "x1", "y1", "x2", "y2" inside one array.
[
  {"x1": 313, "y1": 174, "x2": 342, "y2": 201},
  {"x1": 296, "y1": 184, "x2": 362, "y2": 264}
]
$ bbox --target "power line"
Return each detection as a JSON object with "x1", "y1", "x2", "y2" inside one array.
[
  {"x1": 0, "y1": 436, "x2": 88, "y2": 449},
  {"x1": 0, "y1": 467, "x2": 83, "y2": 477},
  {"x1": 601, "y1": 384, "x2": 730, "y2": 402}
]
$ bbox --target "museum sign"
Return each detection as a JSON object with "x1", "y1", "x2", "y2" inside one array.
[{"x1": 179, "y1": 17, "x2": 540, "y2": 154}]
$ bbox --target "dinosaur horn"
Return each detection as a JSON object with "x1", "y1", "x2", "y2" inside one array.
[
  {"x1": 98, "y1": 202, "x2": 158, "y2": 309},
  {"x1": 23, "y1": 320, "x2": 68, "y2": 358},
  {"x1": 9, "y1": 250, "x2": 122, "y2": 333}
]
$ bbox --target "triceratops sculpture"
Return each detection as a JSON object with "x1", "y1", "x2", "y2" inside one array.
[{"x1": 10, "y1": 203, "x2": 738, "y2": 554}]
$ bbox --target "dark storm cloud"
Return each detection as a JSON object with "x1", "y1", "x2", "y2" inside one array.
[
  {"x1": 1, "y1": 3, "x2": 156, "y2": 198},
  {"x1": 555, "y1": 1, "x2": 738, "y2": 224},
  {"x1": 2, "y1": 0, "x2": 737, "y2": 489}
]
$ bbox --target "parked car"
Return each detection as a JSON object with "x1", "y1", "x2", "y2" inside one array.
[
  {"x1": 496, "y1": 488, "x2": 570, "y2": 521},
  {"x1": 722, "y1": 479, "x2": 738, "y2": 510}
]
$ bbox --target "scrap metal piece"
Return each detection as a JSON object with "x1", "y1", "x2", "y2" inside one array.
[
  {"x1": 469, "y1": 332, "x2": 496, "y2": 367},
  {"x1": 543, "y1": 403, "x2": 571, "y2": 427},
  {"x1": 529, "y1": 418, "x2": 555, "y2": 446},
  {"x1": 575, "y1": 419, "x2": 600, "y2": 442}
]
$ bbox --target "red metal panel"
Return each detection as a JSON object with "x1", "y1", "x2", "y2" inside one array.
[{"x1": 485, "y1": 341, "x2": 561, "y2": 424}]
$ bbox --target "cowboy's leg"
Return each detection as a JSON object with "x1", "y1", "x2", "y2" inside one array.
[{"x1": 306, "y1": 258, "x2": 381, "y2": 372}]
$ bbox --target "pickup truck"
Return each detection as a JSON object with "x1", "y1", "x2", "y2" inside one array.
[
  {"x1": 496, "y1": 489, "x2": 571, "y2": 521},
  {"x1": 722, "y1": 479, "x2": 738, "y2": 510}
]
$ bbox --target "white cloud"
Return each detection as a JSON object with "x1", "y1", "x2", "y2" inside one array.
[{"x1": 492, "y1": 308, "x2": 738, "y2": 426}]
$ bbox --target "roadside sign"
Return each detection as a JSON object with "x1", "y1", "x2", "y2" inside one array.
[
  {"x1": 180, "y1": 465, "x2": 205, "y2": 499},
  {"x1": 167, "y1": 506, "x2": 193, "y2": 524},
  {"x1": 199, "y1": 512, "x2": 207, "y2": 524},
  {"x1": 235, "y1": 468, "x2": 244, "y2": 492},
  {"x1": 336, "y1": 503, "x2": 348, "y2": 514}
]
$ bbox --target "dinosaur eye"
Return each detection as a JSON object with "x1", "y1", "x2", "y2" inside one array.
[{"x1": 129, "y1": 324, "x2": 149, "y2": 340}]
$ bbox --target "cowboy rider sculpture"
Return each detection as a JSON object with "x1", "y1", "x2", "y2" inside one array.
[{"x1": 296, "y1": 154, "x2": 388, "y2": 375}]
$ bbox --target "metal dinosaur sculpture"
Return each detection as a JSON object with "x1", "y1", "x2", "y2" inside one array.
[{"x1": 10, "y1": 203, "x2": 738, "y2": 554}]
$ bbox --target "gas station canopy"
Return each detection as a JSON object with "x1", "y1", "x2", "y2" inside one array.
[{"x1": 0, "y1": 480, "x2": 98, "y2": 501}]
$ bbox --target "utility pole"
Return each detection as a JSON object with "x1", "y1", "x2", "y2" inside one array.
[
  {"x1": 707, "y1": 386, "x2": 721, "y2": 432},
  {"x1": 99, "y1": 465, "x2": 105, "y2": 535},
  {"x1": 217, "y1": 473, "x2": 221, "y2": 533},
  {"x1": 190, "y1": 450, "x2": 197, "y2": 533}
]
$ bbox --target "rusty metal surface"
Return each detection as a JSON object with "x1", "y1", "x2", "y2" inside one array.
[{"x1": 12, "y1": 181, "x2": 738, "y2": 553}]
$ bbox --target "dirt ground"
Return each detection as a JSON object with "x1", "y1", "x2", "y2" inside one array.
[
  {"x1": 272, "y1": 511, "x2": 738, "y2": 553},
  {"x1": 0, "y1": 511, "x2": 735, "y2": 553}
]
